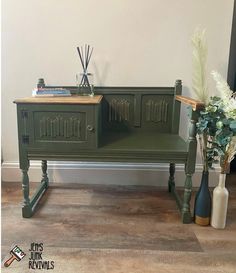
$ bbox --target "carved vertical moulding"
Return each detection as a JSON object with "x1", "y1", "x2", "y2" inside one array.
[
  {"x1": 109, "y1": 99, "x2": 130, "y2": 122},
  {"x1": 145, "y1": 100, "x2": 168, "y2": 123},
  {"x1": 39, "y1": 116, "x2": 81, "y2": 139}
]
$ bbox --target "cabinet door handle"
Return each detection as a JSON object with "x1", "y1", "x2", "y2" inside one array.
[{"x1": 87, "y1": 125, "x2": 94, "y2": 132}]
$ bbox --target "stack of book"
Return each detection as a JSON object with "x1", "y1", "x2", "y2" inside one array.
[{"x1": 32, "y1": 88, "x2": 71, "y2": 97}]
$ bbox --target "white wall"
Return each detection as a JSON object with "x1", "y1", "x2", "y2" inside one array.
[{"x1": 2, "y1": 0, "x2": 234, "y2": 184}]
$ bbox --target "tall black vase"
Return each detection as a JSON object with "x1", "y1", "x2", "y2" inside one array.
[{"x1": 194, "y1": 171, "x2": 212, "y2": 226}]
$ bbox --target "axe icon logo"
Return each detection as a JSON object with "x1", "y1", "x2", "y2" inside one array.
[{"x1": 4, "y1": 245, "x2": 26, "y2": 267}]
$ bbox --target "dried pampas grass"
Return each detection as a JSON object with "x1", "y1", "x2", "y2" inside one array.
[{"x1": 191, "y1": 28, "x2": 209, "y2": 104}]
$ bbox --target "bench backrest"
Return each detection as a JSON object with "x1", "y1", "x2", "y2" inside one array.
[
  {"x1": 96, "y1": 81, "x2": 181, "y2": 134},
  {"x1": 40, "y1": 79, "x2": 182, "y2": 134}
]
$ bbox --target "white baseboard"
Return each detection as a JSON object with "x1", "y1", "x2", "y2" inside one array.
[{"x1": 1, "y1": 161, "x2": 221, "y2": 187}]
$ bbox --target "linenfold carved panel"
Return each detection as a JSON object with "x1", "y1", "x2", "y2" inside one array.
[
  {"x1": 39, "y1": 116, "x2": 81, "y2": 138},
  {"x1": 109, "y1": 99, "x2": 130, "y2": 122},
  {"x1": 145, "y1": 100, "x2": 168, "y2": 123}
]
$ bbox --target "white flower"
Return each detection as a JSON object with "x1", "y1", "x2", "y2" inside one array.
[
  {"x1": 226, "y1": 97, "x2": 236, "y2": 119},
  {"x1": 211, "y1": 71, "x2": 232, "y2": 100},
  {"x1": 211, "y1": 71, "x2": 236, "y2": 119},
  {"x1": 226, "y1": 136, "x2": 236, "y2": 163}
]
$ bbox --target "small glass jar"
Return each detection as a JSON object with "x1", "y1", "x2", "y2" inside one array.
[{"x1": 76, "y1": 72, "x2": 94, "y2": 97}]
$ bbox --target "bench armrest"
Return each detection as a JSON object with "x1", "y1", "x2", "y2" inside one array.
[{"x1": 175, "y1": 95, "x2": 205, "y2": 111}]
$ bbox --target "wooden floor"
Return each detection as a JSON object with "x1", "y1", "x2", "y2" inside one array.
[{"x1": 2, "y1": 175, "x2": 236, "y2": 273}]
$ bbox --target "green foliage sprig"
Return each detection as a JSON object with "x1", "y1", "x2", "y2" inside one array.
[
  {"x1": 197, "y1": 96, "x2": 236, "y2": 172},
  {"x1": 210, "y1": 71, "x2": 236, "y2": 173},
  {"x1": 191, "y1": 28, "x2": 236, "y2": 173}
]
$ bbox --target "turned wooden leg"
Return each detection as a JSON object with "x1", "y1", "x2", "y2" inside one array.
[
  {"x1": 168, "y1": 163, "x2": 175, "y2": 192},
  {"x1": 41, "y1": 160, "x2": 49, "y2": 188},
  {"x1": 21, "y1": 163, "x2": 32, "y2": 218},
  {"x1": 182, "y1": 173, "x2": 193, "y2": 223},
  {"x1": 181, "y1": 109, "x2": 197, "y2": 223}
]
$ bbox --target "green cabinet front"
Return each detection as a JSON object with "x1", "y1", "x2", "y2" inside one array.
[{"x1": 17, "y1": 104, "x2": 99, "y2": 154}]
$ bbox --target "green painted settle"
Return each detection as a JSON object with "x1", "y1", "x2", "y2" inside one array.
[{"x1": 14, "y1": 78, "x2": 203, "y2": 223}]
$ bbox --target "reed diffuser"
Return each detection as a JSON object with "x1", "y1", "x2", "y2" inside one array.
[{"x1": 76, "y1": 44, "x2": 94, "y2": 96}]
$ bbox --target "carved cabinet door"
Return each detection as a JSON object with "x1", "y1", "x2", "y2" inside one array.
[{"x1": 17, "y1": 104, "x2": 97, "y2": 152}]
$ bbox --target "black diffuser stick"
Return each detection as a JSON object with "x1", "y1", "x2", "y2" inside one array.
[
  {"x1": 80, "y1": 46, "x2": 84, "y2": 70},
  {"x1": 86, "y1": 45, "x2": 90, "y2": 69},
  {"x1": 80, "y1": 45, "x2": 86, "y2": 85},
  {"x1": 77, "y1": 47, "x2": 85, "y2": 71},
  {"x1": 77, "y1": 47, "x2": 85, "y2": 85},
  {"x1": 87, "y1": 47, "x2": 93, "y2": 68},
  {"x1": 77, "y1": 44, "x2": 93, "y2": 86},
  {"x1": 85, "y1": 44, "x2": 87, "y2": 67}
]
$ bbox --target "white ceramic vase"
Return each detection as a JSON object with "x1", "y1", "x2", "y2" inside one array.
[{"x1": 211, "y1": 173, "x2": 229, "y2": 229}]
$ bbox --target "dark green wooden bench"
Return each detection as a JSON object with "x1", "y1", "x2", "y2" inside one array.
[{"x1": 14, "y1": 79, "x2": 203, "y2": 223}]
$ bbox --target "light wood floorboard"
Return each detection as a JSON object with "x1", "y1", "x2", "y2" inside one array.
[{"x1": 1, "y1": 174, "x2": 236, "y2": 272}]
